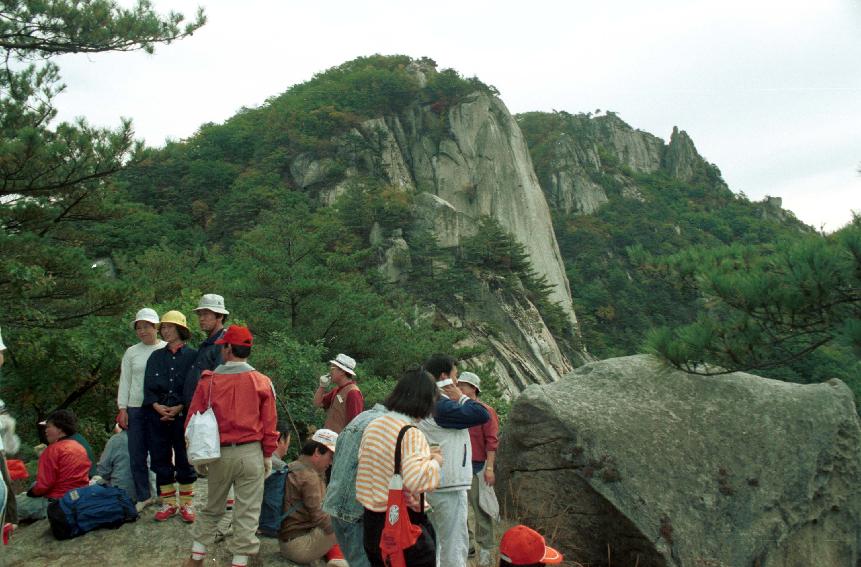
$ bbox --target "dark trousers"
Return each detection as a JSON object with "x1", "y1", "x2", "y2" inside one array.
[
  {"x1": 147, "y1": 409, "x2": 196, "y2": 488},
  {"x1": 127, "y1": 407, "x2": 151, "y2": 501},
  {"x1": 363, "y1": 507, "x2": 436, "y2": 567}
]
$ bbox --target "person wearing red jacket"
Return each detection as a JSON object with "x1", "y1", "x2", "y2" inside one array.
[
  {"x1": 15, "y1": 409, "x2": 90, "y2": 521},
  {"x1": 183, "y1": 325, "x2": 277, "y2": 567}
]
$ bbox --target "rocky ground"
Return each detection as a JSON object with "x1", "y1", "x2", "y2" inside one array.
[{"x1": 4, "y1": 478, "x2": 505, "y2": 566}]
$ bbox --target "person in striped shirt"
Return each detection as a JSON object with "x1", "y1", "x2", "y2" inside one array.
[{"x1": 356, "y1": 368, "x2": 443, "y2": 567}]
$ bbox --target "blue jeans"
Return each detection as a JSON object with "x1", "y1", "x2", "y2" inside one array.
[
  {"x1": 333, "y1": 515, "x2": 371, "y2": 567},
  {"x1": 127, "y1": 407, "x2": 151, "y2": 501}
]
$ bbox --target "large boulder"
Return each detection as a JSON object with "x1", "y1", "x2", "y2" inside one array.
[{"x1": 496, "y1": 355, "x2": 861, "y2": 567}]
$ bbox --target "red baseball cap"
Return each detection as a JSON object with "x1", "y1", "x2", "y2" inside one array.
[
  {"x1": 499, "y1": 525, "x2": 563, "y2": 565},
  {"x1": 214, "y1": 325, "x2": 253, "y2": 347}
]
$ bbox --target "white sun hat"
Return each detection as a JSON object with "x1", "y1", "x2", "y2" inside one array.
[
  {"x1": 329, "y1": 353, "x2": 357, "y2": 376},
  {"x1": 132, "y1": 308, "x2": 160, "y2": 330},
  {"x1": 194, "y1": 293, "x2": 229, "y2": 315}
]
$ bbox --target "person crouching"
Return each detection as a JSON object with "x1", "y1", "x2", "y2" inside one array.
[{"x1": 278, "y1": 429, "x2": 343, "y2": 566}]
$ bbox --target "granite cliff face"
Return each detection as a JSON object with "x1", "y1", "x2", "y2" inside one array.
[
  {"x1": 292, "y1": 87, "x2": 586, "y2": 392},
  {"x1": 523, "y1": 112, "x2": 717, "y2": 215}
]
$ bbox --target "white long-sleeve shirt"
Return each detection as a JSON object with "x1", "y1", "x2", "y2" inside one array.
[{"x1": 117, "y1": 340, "x2": 166, "y2": 409}]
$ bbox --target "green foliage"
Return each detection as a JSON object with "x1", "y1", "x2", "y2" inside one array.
[{"x1": 647, "y1": 220, "x2": 861, "y2": 377}]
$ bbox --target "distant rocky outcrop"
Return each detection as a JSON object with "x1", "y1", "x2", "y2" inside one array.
[
  {"x1": 524, "y1": 113, "x2": 714, "y2": 216},
  {"x1": 496, "y1": 355, "x2": 861, "y2": 567}
]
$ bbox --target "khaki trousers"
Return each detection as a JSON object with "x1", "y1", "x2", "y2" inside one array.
[
  {"x1": 193, "y1": 442, "x2": 265, "y2": 556},
  {"x1": 468, "y1": 472, "x2": 495, "y2": 553},
  {"x1": 280, "y1": 527, "x2": 336, "y2": 564}
]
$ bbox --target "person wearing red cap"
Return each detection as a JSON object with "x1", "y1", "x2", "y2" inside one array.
[
  {"x1": 183, "y1": 325, "x2": 278, "y2": 567},
  {"x1": 498, "y1": 525, "x2": 563, "y2": 566}
]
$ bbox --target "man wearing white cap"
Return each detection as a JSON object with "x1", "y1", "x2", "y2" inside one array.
[
  {"x1": 278, "y1": 428, "x2": 344, "y2": 566},
  {"x1": 183, "y1": 293, "x2": 229, "y2": 408},
  {"x1": 313, "y1": 354, "x2": 364, "y2": 434},
  {"x1": 116, "y1": 307, "x2": 166, "y2": 509}
]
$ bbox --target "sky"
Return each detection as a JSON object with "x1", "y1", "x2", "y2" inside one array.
[{"x1": 53, "y1": 0, "x2": 861, "y2": 231}]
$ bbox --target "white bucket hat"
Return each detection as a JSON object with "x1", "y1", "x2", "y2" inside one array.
[
  {"x1": 329, "y1": 353, "x2": 357, "y2": 376},
  {"x1": 312, "y1": 428, "x2": 339, "y2": 452},
  {"x1": 132, "y1": 308, "x2": 160, "y2": 330},
  {"x1": 458, "y1": 371, "x2": 481, "y2": 394},
  {"x1": 194, "y1": 293, "x2": 229, "y2": 315}
]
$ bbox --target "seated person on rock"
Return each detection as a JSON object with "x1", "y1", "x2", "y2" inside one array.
[
  {"x1": 498, "y1": 525, "x2": 563, "y2": 567},
  {"x1": 278, "y1": 429, "x2": 344, "y2": 566},
  {"x1": 15, "y1": 409, "x2": 91, "y2": 521},
  {"x1": 91, "y1": 419, "x2": 136, "y2": 500}
]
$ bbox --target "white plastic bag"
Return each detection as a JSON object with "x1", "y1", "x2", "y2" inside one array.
[
  {"x1": 478, "y1": 475, "x2": 500, "y2": 520},
  {"x1": 186, "y1": 406, "x2": 221, "y2": 464}
]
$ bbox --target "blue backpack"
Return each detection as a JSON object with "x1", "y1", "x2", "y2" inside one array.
[
  {"x1": 258, "y1": 465, "x2": 304, "y2": 538},
  {"x1": 47, "y1": 484, "x2": 138, "y2": 540}
]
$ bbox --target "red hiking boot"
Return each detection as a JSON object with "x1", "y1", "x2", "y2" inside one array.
[
  {"x1": 153, "y1": 502, "x2": 178, "y2": 521},
  {"x1": 179, "y1": 503, "x2": 196, "y2": 523}
]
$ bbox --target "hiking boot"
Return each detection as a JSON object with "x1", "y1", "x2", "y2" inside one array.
[
  {"x1": 179, "y1": 503, "x2": 196, "y2": 523},
  {"x1": 153, "y1": 503, "x2": 178, "y2": 521}
]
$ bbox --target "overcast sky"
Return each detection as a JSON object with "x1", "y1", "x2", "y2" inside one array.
[{"x1": 53, "y1": 0, "x2": 861, "y2": 231}]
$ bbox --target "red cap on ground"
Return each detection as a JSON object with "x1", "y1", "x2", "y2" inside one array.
[
  {"x1": 214, "y1": 325, "x2": 253, "y2": 347},
  {"x1": 499, "y1": 525, "x2": 563, "y2": 565}
]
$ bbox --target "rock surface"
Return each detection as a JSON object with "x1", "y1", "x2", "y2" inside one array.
[
  {"x1": 496, "y1": 355, "x2": 861, "y2": 567},
  {"x1": 5, "y1": 478, "x2": 297, "y2": 566}
]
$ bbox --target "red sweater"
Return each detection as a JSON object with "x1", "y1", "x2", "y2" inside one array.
[
  {"x1": 185, "y1": 363, "x2": 278, "y2": 457},
  {"x1": 33, "y1": 438, "x2": 91, "y2": 499},
  {"x1": 467, "y1": 401, "x2": 499, "y2": 463}
]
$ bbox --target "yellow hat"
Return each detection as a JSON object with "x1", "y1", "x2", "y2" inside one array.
[{"x1": 159, "y1": 310, "x2": 189, "y2": 330}]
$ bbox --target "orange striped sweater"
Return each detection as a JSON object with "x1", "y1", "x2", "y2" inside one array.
[{"x1": 355, "y1": 412, "x2": 441, "y2": 512}]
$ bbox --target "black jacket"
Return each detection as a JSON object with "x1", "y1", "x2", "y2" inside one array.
[{"x1": 143, "y1": 344, "x2": 198, "y2": 409}]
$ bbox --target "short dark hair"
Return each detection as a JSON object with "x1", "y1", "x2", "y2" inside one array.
[
  {"x1": 227, "y1": 344, "x2": 251, "y2": 358},
  {"x1": 300, "y1": 439, "x2": 331, "y2": 456},
  {"x1": 277, "y1": 420, "x2": 290, "y2": 442},
  {"x1": 384, "y1": 367, "x2": 438, "y2": 419},
  {"x1": 423, "y1": 354, "x2": 457, "y2": 380},
  {"x1": 218, "y1": 313, "x2": 229, "y2": 325},
  {"x1": 177, "y1": 326, "x2": 191, "y2": 341},
  {"x1": 46, "y1": 409, "x2": 78, "y2": 436}
]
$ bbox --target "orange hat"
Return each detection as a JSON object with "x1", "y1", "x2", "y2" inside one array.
[
  {"x1": 215, "y1": 325, "x2": 253, "y2": 347},
  {"x1": 499, "y1": 525, "x2": 563, "y2": 565}
]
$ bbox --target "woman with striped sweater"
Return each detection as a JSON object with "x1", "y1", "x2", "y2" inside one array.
[{"x1": 356, "y1": 368, "x2": 443, "y2": 567}]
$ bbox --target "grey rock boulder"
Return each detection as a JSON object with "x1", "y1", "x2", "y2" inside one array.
[{"x1": 496, "y1": 355, "x2": 861, "y2": 567}]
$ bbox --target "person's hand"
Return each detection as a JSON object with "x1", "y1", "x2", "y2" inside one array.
[
  {"x1": 429, "y1": 446, "x2": 444, "y2": 466},
  {"x1": 117, "y1": 409, "x2": 129, "y2": 429},
  {"x1": 483, "y1": 466, "x2": 495, "y2": 486},
  {"x1": 441, "y1": 383, "x2": 463, "y2": 401},
  {"x1": 89, "y1": 475, "x2": 103, "y2": 486},
  {"x1": 318, "y1": 374, "x2": 331, "y2": 388},
  {"x1": 403, "y1": 488, "x2": 422, "y2": 512},
  {"x1": 263, "y1": 457, "x2": 273, "y2": 478},
  {"x1": 194, "y1": 463, "x2": 209, "y2": 476}
]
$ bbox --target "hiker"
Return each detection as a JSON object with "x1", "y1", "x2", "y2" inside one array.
[
  {"x1": 459, "y1": 371, "x2": 500, "y2": 567},
  {"x1": 418, "y1": 354, "x2": 490, "y2": 567},
  {"x1": 183, "y1": 324, "x2": 277, "y2": 567},
  {"x1": 0, "y1": 326, "x2": 19, "y2": 526},
  {"x1": 313, "y1": 353, "x2": 364, "y2": 433},
  {"x1": 271, "y1": 421, "x2": 291, "y2": 472},
  {"x1": 322, "y1": 401, "x2": 390, "y2": 567},
  {"x1": 357, "y1": 367, "x2": 443, "y2": 567},
  {"x1": 0, "y1": 400, "x2": 20, "y2": 526},
  {"x1": 92, "y1": 421, "x2": 135, "y2": 500},
  {"x1": 277, "y1": 428, "x2": 344, "y2": 565},
  {"x1": 143, "y1": 310, "x2": 198, "y2": 522},
  {"x1": 15, "y1": 409, "x2": 90, "y2": 521},
  {"x1": 498, "y1": 525, "x2": 563, "y2": 566},
  {"x1": 182, "y1": 294, "x2": 229, "y2": 409},
  {"x1": 116, "y1": 307, "x2": 165, "y2": 510}
]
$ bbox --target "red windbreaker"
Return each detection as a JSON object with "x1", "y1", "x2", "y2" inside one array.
[{"x1": 32, "y1": 438, "x2": 90, "y2": 499}]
